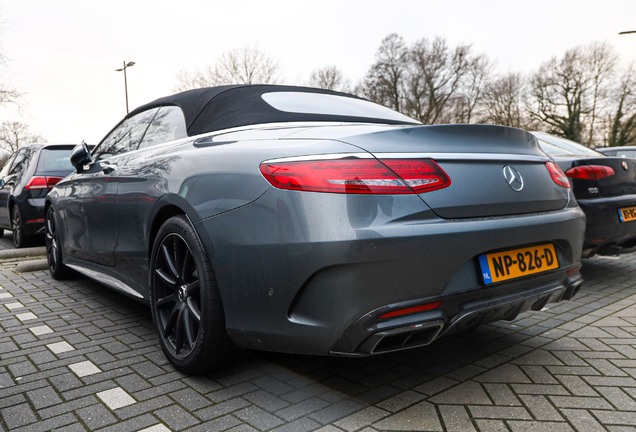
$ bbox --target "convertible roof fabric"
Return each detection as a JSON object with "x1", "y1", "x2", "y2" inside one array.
[{"x1": 127, "y1": 85, "x2": 418, "y2": 136}]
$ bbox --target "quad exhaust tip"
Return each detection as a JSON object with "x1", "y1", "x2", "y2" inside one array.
[
  {"x1": 561, "y1": 281, "x2": 582, "y2": 301},
  {"x1": 356, "y1": 320, "x2": 445, "y2": 354}
]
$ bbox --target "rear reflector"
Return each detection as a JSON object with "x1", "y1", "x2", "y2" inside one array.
[
  {"x1": 565, "y1": 165, "x2": 615, "y2": 180},
  {"x1": 259, "y1": 159, "x2": 451, "y2": 194},
  {"x1": 26, "y1": 219, "x2": 45, "y2": 223},
  {"x1": 379, "y1": 301, "x2": 442, "y2": 320},
  {"x1": 567, "y1": 266, "x2": 581, "y2": 275},
  {"x1": 25, "y1": 176, "x2": 64, "y2": 189},
  {"x1": 545, "y1": 162, "x2": 571, "y2": 188}
]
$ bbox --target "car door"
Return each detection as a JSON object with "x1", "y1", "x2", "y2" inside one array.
[
  {"x1": 56, "y1": 108, "x2": 159, "y2": 266},
  {"x1": 0, "y1": 153, "x2": 18, "y2": 227},
  {"x1": 114, "y1": 106, "x2": 187, "y2": 289}
]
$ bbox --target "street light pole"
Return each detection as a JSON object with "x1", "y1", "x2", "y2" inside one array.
[{"x1": 115, "y1": 61, "x2": 136, "y2": 114}]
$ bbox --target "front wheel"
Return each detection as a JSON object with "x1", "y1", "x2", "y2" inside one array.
[
  {"x1": 149, "y1": 215, "x2": 240, "y2": 374},
  {"x1": 45, "y1": 207, "x2": 72, "y2": 279}
]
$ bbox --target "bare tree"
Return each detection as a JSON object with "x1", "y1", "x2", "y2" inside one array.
[
  {"x1": 585, "y1": 42, "x2": 618, "y2": 145},
  {"x1": 359, "y1": 34, "x2": 482, "y2": 124},
  {"x1": 308, "y1": 66, "x2": 351, "y2": 92},
  {"x1": 454, "y1": 54, "x2": 493, "y2": 123},
  {"x1": 527, "y1": 42, "x2": 617, "y2": 146},
  {"x1": 481, "y1": 72, "x2": 530, "y2": 128},
  {"x1": 0, "y1": 82, "x2": 21, "y2": 108},
  {"x1": 527, "y1": 49, "x2": 588, "y2": 143},
  {"x1": 359, "y1": 34, "x2": 408, "y2": 112},
  {"x1": 606, "y1": 64, "x2": 636, "y2": 147},
  {"x1": 174, "y1": 45, "x2": 282, "y2": 91},
  {"x1": 0, "y1": 121, "x2": 46, "y2": 153},
  {"x1": 403, "y1": 37, "x2": 472, "y2": 124}
]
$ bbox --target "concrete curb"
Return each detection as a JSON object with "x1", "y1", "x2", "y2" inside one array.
[
  {"x1": 15, "y1": 259, "x2": 49, "y2": 273},
  {"x1": 0, "y1": 247, "x2": 46, "y2": 260}
]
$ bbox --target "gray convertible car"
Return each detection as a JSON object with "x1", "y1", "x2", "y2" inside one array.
[{"x1": 45, "y1": 85, "x2": 585, "y2": 373}]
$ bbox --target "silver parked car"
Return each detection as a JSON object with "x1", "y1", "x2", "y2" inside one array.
[{"x1": 45, "y1": 85, "x2": 585, "y2": 373}]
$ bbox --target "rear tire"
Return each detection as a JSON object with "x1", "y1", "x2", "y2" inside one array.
[
  {"x1": 12, "y1": 206, "x2": 32, "y2": 249},
  {"x1": 45, "y1": 207, "x2": 72, "y2": 279},
  {"x1": 149, "y1": 215, "x2": 240, "y2": 374}
]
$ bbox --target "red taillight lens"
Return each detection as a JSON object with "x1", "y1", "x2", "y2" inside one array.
[
  {"x1": 25, "y1": 176, "x2": 64, "y2": 189},
  {"x1": 259, "y1": 158, "x2": 451, "y2": 194},
  {"x1": 565, "y1": 165, "x2": 615, "y2": 181},
  {"x1": 546, "y1": 162, "x2": 571, "y2": 188},
  {"x1": 379, "y1": 301, "x2": 442, "y2": 320},
  {"x1": 381, "y1": 159, "x2": 451, "y2": 193}
]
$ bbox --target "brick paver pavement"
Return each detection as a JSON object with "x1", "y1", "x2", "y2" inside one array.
[
  {"x1": 0, "y1": 253, "x2": 636, "y2": 431},
  {"x1": 0, "y1": 232, "x2": 16, "y2": 251}
]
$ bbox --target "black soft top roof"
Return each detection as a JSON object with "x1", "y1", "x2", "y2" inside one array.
[{"x1": 127, "y1": 85, "x2": 417, "y2": 137}]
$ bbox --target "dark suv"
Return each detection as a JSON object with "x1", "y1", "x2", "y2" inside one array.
[{"x1": 0, "y1": 144, "x2": 76, "y2": 247}]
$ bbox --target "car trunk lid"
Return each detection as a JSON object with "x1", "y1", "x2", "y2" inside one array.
[
  {"x1": 555, "y1": 156, "x2": 636, "y2": 198},
  {"x1": 336, "y1": 124, "x2": 570, "y2": 218}
]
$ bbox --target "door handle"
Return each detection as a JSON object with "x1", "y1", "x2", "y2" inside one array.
[{"x1": 101, "y1": 163, "x2": 117, "y2": 174}]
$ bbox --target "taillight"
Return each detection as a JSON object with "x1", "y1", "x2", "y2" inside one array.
[
  {"x1": 565, "y1": 165, "x2": 615, "y2": 180},
  {"x1": 259, "y1": 158, "x2": 451, "y2": 194},
  {"x1": 382, "y1": 160, "x2": 451, "y2": 193},
  {"x1": 546, "y1": 162, "x2": 571, "y2": 188},
  {"x1": 25, "y1": 176, "x2": 64, "y2": 189}
]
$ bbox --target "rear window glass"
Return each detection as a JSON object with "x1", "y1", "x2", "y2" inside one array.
[
  {"x1": 616, "y1": 150, "x2": 636, "y2": 158},
  {"x1": 537, "y1": 140, "x2": 575, "y2": 156},
  {"x1": 37, "y1": 149, "x2": 74, "y2": 172},
  {"x1": 261, "y1": 92, "x2": 418, "y2": 124},
  {"x1": 533, "y1": 132, "x2": 603, "y2": 156}
]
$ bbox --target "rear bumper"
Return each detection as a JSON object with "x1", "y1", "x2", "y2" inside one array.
[
  {"x1": 195, "y1": 188, "x2": 586, "y2": 356},
  {"x1": 19, "y1": 198, "x2": 46, "y2": 235},
  {"x1": 331, "y1": 271, "x2": 582, "y2": 355},
  {"x1": 578, "y1": 195, "x2": 636, "y2": 254}
]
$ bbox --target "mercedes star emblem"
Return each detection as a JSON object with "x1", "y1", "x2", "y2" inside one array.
[{"x1": 503, "y1": 165, "x2": 524, "y2": 191}]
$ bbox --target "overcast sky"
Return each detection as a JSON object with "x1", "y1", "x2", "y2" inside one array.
[{"x1": 0, "y1": 0, "x2": 635, "y2": 144}]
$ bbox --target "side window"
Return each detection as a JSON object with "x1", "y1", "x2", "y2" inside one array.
[
  {"x1": 9, "y1": 149, "x2": 27, "y2": 176},
  {"x1": 138, "y1": 106, "x2": 187, "y2": 150},
  {"x1": 0, "y1": 154, "x2": 16, "y2": 178},
  {"x1": 618, "y1": 150, "x2": 636, "y2": 158},
  {"x1": 94, "y1": 108, "x2": 159, "y2": 159},
  {"x1": 8, "y1": 147, "x2": 36, "y2": 181}
]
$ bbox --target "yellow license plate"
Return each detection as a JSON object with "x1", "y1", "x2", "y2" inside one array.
[
  {"x1": 479, "y1": 244, "x2": 559, "y2": 285},
  {"x1": 619, "y1": 206, "x2": 636, "y2": 222}
]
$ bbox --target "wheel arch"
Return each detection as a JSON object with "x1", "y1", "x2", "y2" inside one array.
[
  {"x1": 148, "y1": 204, "x2": 187, "y2": 258},
  {"x1": 8, "y1": 197, "x2": 16, "y2": 222},
  {"x1": 146, "y1": 191, "x2": 212, "y2": 256}
]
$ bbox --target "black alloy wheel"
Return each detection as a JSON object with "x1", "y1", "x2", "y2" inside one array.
[
  {"x1": 12, "y1": 206, "x2": 30, "y2": 248},
  {"x1": 150, "y1": 215, "x2": 239, "y2": 373},
  {"x1": 154, "y1": 233, "x2": 201, "y2": 358},
  {"x1": 45, "y1": 207, "x2": 71, "y2": 279}
]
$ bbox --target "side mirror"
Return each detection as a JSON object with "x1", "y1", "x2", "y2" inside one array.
[{"x1": 70, "y1": 142, "x2": 92, "y2": 173}]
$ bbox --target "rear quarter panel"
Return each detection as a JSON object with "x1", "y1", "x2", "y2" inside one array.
[{"x1": 110, "y1": 135, "x2": 375, "y2": 293}]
